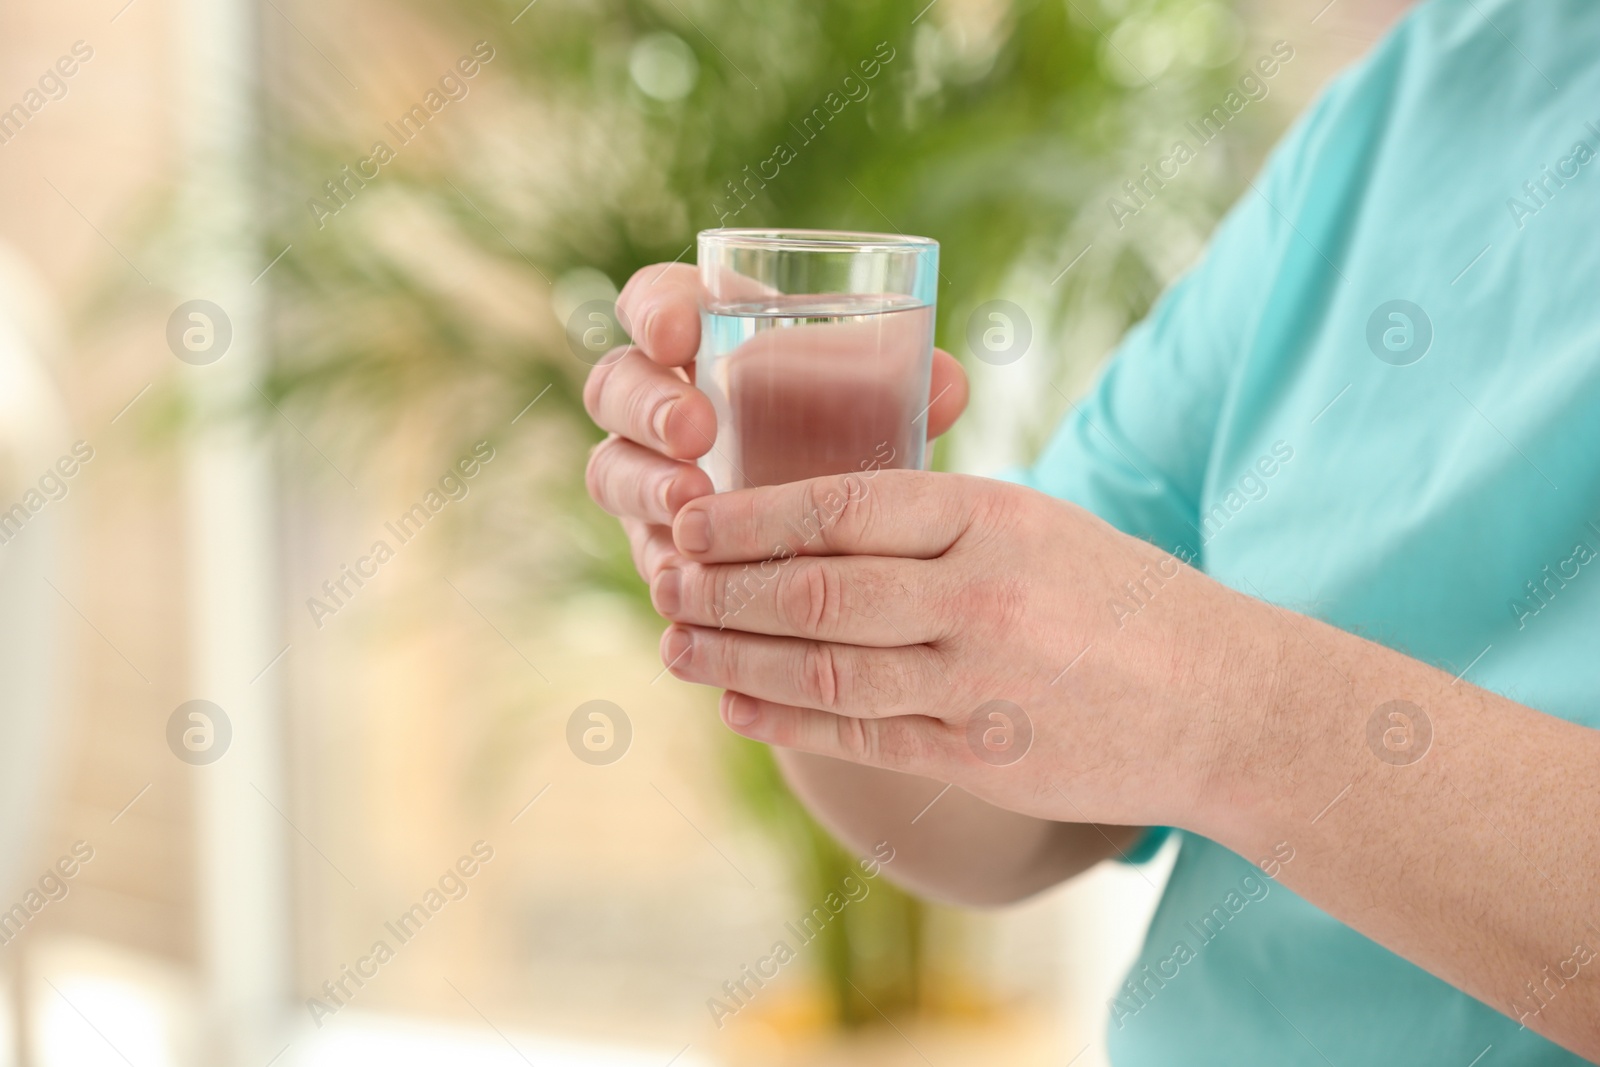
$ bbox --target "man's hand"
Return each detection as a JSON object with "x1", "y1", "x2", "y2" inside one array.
[
  {"x1": 584, "y1": 262, "x2": 969, "y2": 589},
  {"x1": 652, "y1": 467, "x2": 1274, "y2": 832},
  {"x1": 582, "y1": 263, "x2": 1150, "y2": 910}
]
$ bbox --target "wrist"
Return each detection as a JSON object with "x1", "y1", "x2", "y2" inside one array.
[{"x1": 1178, "y1": 584, "x2": 1301, "y2": 845}]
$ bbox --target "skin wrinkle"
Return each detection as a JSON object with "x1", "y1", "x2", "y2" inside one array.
[
  {"x1": 802, "y1": 641, "x2": 839, "y2": 710},
  {"x1": 803, "y1": 563, "x2": 837, "y2": 636}
]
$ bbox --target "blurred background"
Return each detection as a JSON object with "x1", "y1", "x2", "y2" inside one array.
[{"x1": 0, "y1": 0, "x2": 1406, "y2": 1064}]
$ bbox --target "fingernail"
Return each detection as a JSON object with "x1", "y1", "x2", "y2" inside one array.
[
  {"x1": 652, "y1": 398, "x2": 677, "y2": 443},
  {"x1": 657, "y1": 474, "x2": 676, "y2": 515},
  {"x1": 726, "y1": 694, "x2": 759, "y2": 728},
  {"x1": 661, "y1": 626, "x2": 693, "y2": 669},
  {"x1": 677, "y1": 508, "x2": 712, "y2": 554},
  {"x1": 652, "y1": 566, "x2": 682, "y2": 615}
]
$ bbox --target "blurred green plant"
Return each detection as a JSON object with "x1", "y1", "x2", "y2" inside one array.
[{"x1": 261, "y1": 0, "x2": 1264, "y2": 1030}]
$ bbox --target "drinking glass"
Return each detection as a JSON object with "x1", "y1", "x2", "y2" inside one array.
[{"x1": 695, "y1": 228, "x2": 939, "y2": 491}]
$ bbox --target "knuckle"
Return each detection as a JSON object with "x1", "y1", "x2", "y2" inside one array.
[
  {"x1": 778, "y1": 563, "x2": 839, "y2": 636},
  {"x1": 966, "y1": 573, "x2": 1029, "y2": 635},
  {"x1": 921, "y1": 476, "x2": 973, "y2": 551},
  {"x1": 706, "y1": 564, "x2": 758, "y2": 627},
  {"x1": 834, "y1": 715, "x2": 877, "y2": 762},
  {"x1": 956, "y1": 478, "x2": 1022, "y2": 550},
  {"x1": 581, "y1": 350, "x2": 624, "y2": 420},
  {"x1": 800, "y1": 641, "x2": 843, "y2": 710},
  {"x1": 624, "y1": 382, "x2": 660, "y2": 441},
  {"x1": 700, "y1": 567, "x2": 728, "y2": 625},
  {"x1": 731, "y1": 491, "x2": 763, "y2": 549},
  {"x1": 798, "y1": 475, "x2": 872, "y2": 550},
  {"x1": 707, "y1": 631, "x2": 743, "y2": 685},
  {"x1": 798, "y1": 481, "x2": 830, "y2": 549},
  {"x1": 584, "y1": 437, "x2": 615, "y2": 508},
  {"x1": 831, "y1": 475, "x2": 875, "y2": 546},
  {"x1": 834, "y1": 716, "x2": 925, "y2": 770}
]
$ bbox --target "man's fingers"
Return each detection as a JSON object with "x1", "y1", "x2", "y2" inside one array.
[
  {"x1": 583, "y1": 346, "x2": 718, "y2": 460},
  {"x1": 672, "y1": 468, "x2": 984, "y2": 562},
  {"x1": 717, "y1": 691, "x2": 954, "y2": 774},
  {"x1": 616, "y1": 262, "x2": 701, "y2": 367},
  {"x1": 927, "y1": 349, "x2": 969, "y2": 439},
  {"x1": 588, "y1": 436, "x2": 713, "y2": 525},
  {"x1": 611, "y1": 262, "x2": 963, "y2": 444},
  {"x1": 661, "y1": 626, "x2": 952, "y2": 719},
  {"x1": 650, "y1": 555, "x2": 946, "y2": 646}
]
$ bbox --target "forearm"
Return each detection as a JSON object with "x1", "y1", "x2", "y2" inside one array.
[
  {"x1": 774, "y1": 748, "x2": 1140, "y2": 907},
  {"x1": 1198, "y1": 603, "x2": 1600, "y2": 1057}
]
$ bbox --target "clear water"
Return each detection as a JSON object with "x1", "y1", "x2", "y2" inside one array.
[{"x1": 697, "y1": 293, "x2": 934, "y2": 491}]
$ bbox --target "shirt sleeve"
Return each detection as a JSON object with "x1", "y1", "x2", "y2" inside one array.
[{"x1": 996, "y1": 136, "x2": 1313, "y2": 550}]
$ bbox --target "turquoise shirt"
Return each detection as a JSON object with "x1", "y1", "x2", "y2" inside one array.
[{"x1": 1007, "y1": 0, "x2": 1600, "y2": 1062}]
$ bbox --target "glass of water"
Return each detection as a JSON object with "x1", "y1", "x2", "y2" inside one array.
[{"x1": 695, "y1": 228, "x2": 939, "y2": 491}]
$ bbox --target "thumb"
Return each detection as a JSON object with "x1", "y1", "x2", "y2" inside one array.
[{"x1": 927, "y1": 349, "x2": 969, "y2": 439}]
